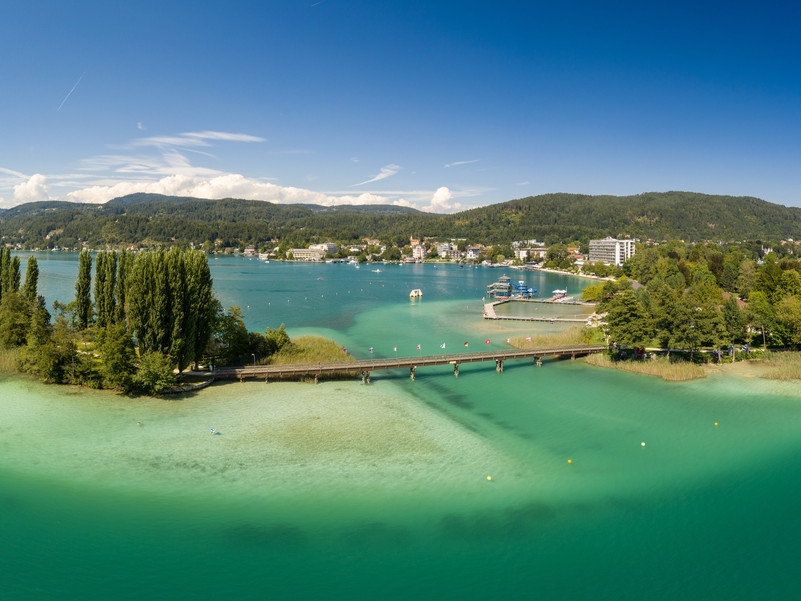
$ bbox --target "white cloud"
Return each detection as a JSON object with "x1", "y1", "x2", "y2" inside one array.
[
  {"x1": 13, "y1": 174, "x2": 50, "y2": 203},
  {"x1": 444, "y1": 159, "x2": 479, "y2": 168},
  {"x1": 422, "y1": 186, "x2": 463, "y2": 213},
  {"x1": 354, "y1": 164, "x2": 400, "y2": 186},
  {"x1": 63, "y1": 173, "x2": 390, "y2": 207}
]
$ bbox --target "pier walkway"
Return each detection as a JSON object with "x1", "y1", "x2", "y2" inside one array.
[{"x1": 214, "y1": 345, "x2": 605, "y2": 383}]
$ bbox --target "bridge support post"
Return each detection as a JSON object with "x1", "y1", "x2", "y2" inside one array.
[
  {"x1": 536, "y1": 358, "x2": 542, "y2": 367},
  {"x1": 454, "y1": 363, "x2": 459, "y2": 378},
  {"x1": 361, "y1": 371, "x2": 370, "y2": 384},
  {"x1": 496, "y1": 359, "x2": 504, "y2": 372},
  {"x1": 571, "y1": 353, "x2": 575, "y2": 360},
  {"x1": 314, "y1": 374, "x2": 319, "y2": 384},
  {"x1": 410, "y1": 366, "x2": 416, "y2": 381}
]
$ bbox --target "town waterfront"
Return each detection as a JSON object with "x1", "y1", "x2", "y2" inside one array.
[{"x1": 2, "y1": 256, "x2": 801, "y2": 600}]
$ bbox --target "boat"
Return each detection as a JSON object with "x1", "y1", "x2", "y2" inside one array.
[
  {"x1": 409, "y1": 289, "x2": 423, "y2": 298},
  {"x1": 372, "y1": 269, "x2": 382, "y2": 273}
]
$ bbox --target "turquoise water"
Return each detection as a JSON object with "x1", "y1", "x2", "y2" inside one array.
[{"x1": 2, "y1": 256, "x2": 801, "y2": 600}]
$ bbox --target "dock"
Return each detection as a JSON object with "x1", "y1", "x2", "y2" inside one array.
[
  {"x1": 483, "y1": 298, "x2": 596, "y2": 323},
  {"x1": 214, "y1": 345, "x2": 605, "y2": 383}
]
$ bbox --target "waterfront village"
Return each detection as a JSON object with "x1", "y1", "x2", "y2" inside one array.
[{"x1": 232, "y1": 236, "x2": 636, "y2": 279}]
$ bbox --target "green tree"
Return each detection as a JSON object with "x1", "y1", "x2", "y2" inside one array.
[
  {"x1": 0, "y1": 292, "x2": 29, "y2": 347},
  {"x1": 22, "y1": 256, "x2": 39, "y2": 304},
  {"x1": 100, "y1": 322, "x2": 137, "y2": 391},
  {"x1": 115, "y1": 249, "x2": 130, "y2": 325},
  {"x1": 604, "y1": 290, "x2": 652, "y2": 348},
  {"x1": 18, "y1": 296, "x2": 62, "y2": 382},
  {"x1": 747, "y1": 290, "x2": 775, "y2": 348},
  {"x1": 75, "y1": 249, "x2": 93, "y2": 330},
  {"x1": 721, "y1": 297, "x2": 747, "y2": 347},
  {"x1": 776, "y1": 296, "x2": 801, "y2": 346},
  {"x1": 133, "y1": 350, "x2": 177, "y2": 394}
]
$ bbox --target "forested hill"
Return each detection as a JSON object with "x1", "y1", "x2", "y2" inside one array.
[
  {"x1": 1, "y1": 191, "x2": 800, "y2": 249},
  {"x1": 459, "y1": 192, "x2": 801, "y2": 242}
]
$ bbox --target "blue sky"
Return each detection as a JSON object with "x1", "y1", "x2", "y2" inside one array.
[{"x1": 1, "y1": 0, "x2": 799, "y2": 212}]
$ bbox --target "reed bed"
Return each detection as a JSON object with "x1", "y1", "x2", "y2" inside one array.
[
  {"x1": 267, "y1": 336, "x2": 355, "y2": 365},
  {"x1": 761, "y1": 352, "x2": 801, "y2": 380},
  {"x1": 0, "y1": 347, "x2": 20, "y2": 373},
  {"x1": 508, "y1": 327, "x2": 595, "y2": 349},
  {"x1": 582, "y1": 353, "x2": 706, "y2": 381}
]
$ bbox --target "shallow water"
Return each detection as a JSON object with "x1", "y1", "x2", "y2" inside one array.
[{"x1": 2, "y1": 256, "x2": 801, "y2": 600}]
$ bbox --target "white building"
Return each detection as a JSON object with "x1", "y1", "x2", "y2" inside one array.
[
  {"x1": 588, "y1": 237, "x2": 635, "y2": 266},
  {"x1": 466, "y1": 247, "x2": 482, "y2": 260},
  {"x1": 289, "y1": 248, "x2": 326, "y2": 261},
  {"x1": 309, "y1": 242, "x2": 338, "y2": 255},
  {"x1": 412, "y1": 244, "x2": 427, "y2": 261}
]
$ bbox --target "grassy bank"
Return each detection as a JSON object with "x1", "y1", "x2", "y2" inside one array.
[
  {"x1": 508, "y1": 327, "x2": 599, "y2": 349},
  {"x1": 267, "y1": 336, "x2": 355, "y2": 365},
  {"x1": 761, "y1": 352, "x2": 801, "y2": 380},
  {"x1": 582, "y1": 353, "x2": 707, "y2": 381}
]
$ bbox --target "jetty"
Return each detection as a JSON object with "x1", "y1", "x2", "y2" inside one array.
[
  {"x1": 483, "y1": 298, "x2": 596, "y2": 323},
  {"x1": 214, "y1": 345, "x2": 605, "y2": 383}
]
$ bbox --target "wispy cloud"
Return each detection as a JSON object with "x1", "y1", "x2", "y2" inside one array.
[
  {"x1": 353, "y1": 164, "x2": 400, "y2": 186},
  {"x1": 132, "y1": 130, "x2": 265, "y2": 149},
  {"x1": 444, "y1": 159, "x2": 479, "y2": 168}
]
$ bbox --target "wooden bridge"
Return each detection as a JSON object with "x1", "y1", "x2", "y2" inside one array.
[{"x1": 213, "y1": 345, "x2": 605, "y2": 383}]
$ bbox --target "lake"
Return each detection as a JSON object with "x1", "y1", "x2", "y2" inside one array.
[{"x1": 2, "y1": 255, "x2": 800, "y2": 600}]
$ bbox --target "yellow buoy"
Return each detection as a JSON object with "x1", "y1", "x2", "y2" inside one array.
[
  {"x1": 714, "y1": 422, "x2": 718, "y2": 426},
  {"x1": 641, "y1": 442, "x2": 646, "y2": 447},
  {"x1": 567, "y1": 459, "x2": 572, "y2": 464},
  {"x1": 486, "y1": 476, "x2": 492, "y2": 481}
]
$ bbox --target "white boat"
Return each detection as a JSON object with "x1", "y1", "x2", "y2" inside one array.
[
  {"x1": 372, "y1": 269, "x2": 382, "y2": 273},
  {"x1": 409, "y1": 289, "x2": 423, "y2": 298}
]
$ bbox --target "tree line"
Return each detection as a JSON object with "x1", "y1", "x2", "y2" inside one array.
[
  {"x1": 0, "y1": 248, "x2": 291, "y2": 394},
  {"x1": 587, "y1": 240, "x2": 801, "y2": 358}
]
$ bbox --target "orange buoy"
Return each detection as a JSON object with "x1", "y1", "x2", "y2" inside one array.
[
  {"x1": 567, "y1": 459, "x2": 572, "y2": 464},
  {"x1": 714, "y1": 422, "x2": 718, "y2": 426}
]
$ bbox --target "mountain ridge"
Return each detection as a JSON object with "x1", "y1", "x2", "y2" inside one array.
[{"x1": 1, "y1": 191, "x2": 799, "y2": 248}]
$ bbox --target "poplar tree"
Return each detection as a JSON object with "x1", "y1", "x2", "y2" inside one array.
[
  {"x1": 94, "y1": 251, "x2": 118, "y2": 329},
  {"x1": 9, "y1": 256, "x2": 20, "y2": 292},
  {"x1": 127, "y1": 249, "x2": 214, "y2": 371},
  {"x1": 22, "y1": 256, "x2": 39, "y2": 304},
  {"x1": 115, "y1": 249, "x2": 129, "y2": 325},
  {"x1": 167, "y1": 248, "x2": 189, "y2": 371},
  {"x1": 94, "y1": 252, "x2": 107, "y2": 328},
  {"x1": 188, "y1": 250, "x2": 213, "y2": 368},
  {"x1": 75, "y1": 249, "x2": 93, "y2": 330},
  {"x1": 104, "y1": 251, "x2": 117, "y2": 325},
  {"x1": 0, "y1": 247, "x2": 9, "y2": 300}
]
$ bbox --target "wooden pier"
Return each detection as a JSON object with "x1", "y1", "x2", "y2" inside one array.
[{"x1": 213, "y1": 345, "x2": 605, "y2": 383}]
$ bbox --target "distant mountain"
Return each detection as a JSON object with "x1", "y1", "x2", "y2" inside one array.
[
  {"x1": 1, "y1": 191, "x2": 799, "y2": 249},
  {"x1": 107, "y1": 193, "x2": 215, "y2": 206},
  {"x1": 107, "y1": 193, "x2": 422, "y2": 215}
]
